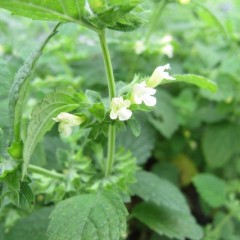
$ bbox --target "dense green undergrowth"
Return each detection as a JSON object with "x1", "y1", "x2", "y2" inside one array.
[{"x1": 0, "y1": 0, "x2": 240, "y2": 239}]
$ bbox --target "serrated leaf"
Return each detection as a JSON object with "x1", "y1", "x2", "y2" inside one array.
[
  {"x1": 131, "y1": 171, "x2": 190, "y2": 214},
  {"x1": 0, "y1": 1, "x2": 87, "y2": 24},
  {"x1": 8, "y1": 23, "x2": 61, "y2": 144},
  {"x1": 6, "y1": 207, "x2": 53, "y2": 240},
  {"x1": 173, "y1": 74, "x2": 217, "y2": 92},
  {"x1": 193, "y1": 173, "x2": 226, "y2": 208},
  {"x1": 202, "y1": 124, "x2": 240, "y2": 168},
  {"x1": 132, "y1": 202, "x2": 203, "y2": 240},
  {"x1": 89, "y1": 102, "x2": 106, "y2": 122},
  {"x1": 0, "y1": 0, "x2": 144, "y2": 32},
  {"x1": 47, "y1": 191, "x2": 128, "y2": 240},
  {"x1": 22, "y1": 89, "x2": 79, "y2": 178}
]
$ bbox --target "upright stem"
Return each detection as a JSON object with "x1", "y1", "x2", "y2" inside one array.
[
  {"x1": 144, "y1": 0, "x2": 167, "y2": 45},
  {"x1": 98, "y1": 30, "x2": 116, "y2": 177},
  {"x1": 127, "y1": 1, "x2": 167, "y2": 80}
]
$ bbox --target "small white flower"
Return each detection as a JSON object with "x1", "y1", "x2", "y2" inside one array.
[
  {"x1": 161, "y1": 43, "x2": 174, "y2": 58},
  {"x1": 178, "y1": 0, "x2": 191, "y2": 4},
  {"x1": 53, "y1": 112, "x2": 83, "y2": 137},
  {"x1": 147, "y1": 64, "x2": 175, "y2": 88},
  {"x1": 160, "y1": 35, "x2": 173, "y2": 45},
  {"x1": 110, "y1": 97, "x2": 132, "y2": 121},
  {"x1": 0, "y1": 45, "x2": 4, "y2": 56},
  {"x1": 134, "y1": 40, "x2": 146, "y2": 55},
  {"x1": 132, "y1": 81, "x2": 157, "y2": 107}
]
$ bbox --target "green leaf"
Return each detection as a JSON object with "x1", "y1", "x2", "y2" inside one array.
[
  {"x1": 47, "y1": 191, "x2": 128, "y2": 240},
  {"x1": 6, "y1": 207, "x2": 53, "y2": 240},
  {"x1": 192, "y1": 1, "x2": 230, "y2": 41},
  {"x1": 132, "y1": 202, "x2": 203, "y2": 240},
  {"x1": 90, "y1": 149, "x2": 137, "y2": 194},
  {"x1": 173, "y1": 74, "x2": 217, "y2": 92},
  {"x1": 193, "y1": 173, "x2": 226, "y2": 208},
  {"x1": 202, "y1": 124, "x2": 240, "y2": 168},
  {"x1": 0, "y1": 129, "x2": 4, "y2": 153},
  {"x1": 0, "y1": 156, "x2": 18, "y2": 179},
  {"x1": 0, "y1": 225, "x2": 5, "y2": 240},
  {"x1": 131, "y1": 171, "x2": 190, "y2": 214},
  {"x1": 18, "y1": 182, "x2": 35, "y2": 211},
  {"x1": 0, "y1": 1, "x2": 88, "y2": 24},
  {"x1": 89, "y1": 102, "x2": 106, "y2": 122},
  {"x1": 0, "y1": 60, "x2": 14, "y2": 134},
  {"x1": 117, "y1": 114, "x2": 156, "y2": 164},
  {"x1": 85, "y1": 90, "x2": 102, "y2": 103},
  {"x1": 0, "y1": 0, "x2": 144, "y2": 31},
  {"x1": 149, "y1": 90, "x2": 179, "y2": 139},
  {"x1": 127, "y1": 118, "x2": 141, "y2": 137},
  {"x1": 87, "y1": 0, "x2": 145, "y2": 31},
  {"x1": 8, "y1": 23, "x2": 61, "y2": 144},
  {"x1": 7, "y1": 141, "x2": 23, "y2": 159},
  {"x1": 22, "y1": 88, "x2": 79, "y2": 179}
]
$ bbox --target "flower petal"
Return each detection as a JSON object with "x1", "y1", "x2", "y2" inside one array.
[
  {"x1": 118, "y1": 108, "x2": 132, "y2": 121},
  {"x1": 143, "y1": 95, "x2": 157, "y2": 107},
  {"x1": 134, "y1": 95, "x2": 143, "y2": 104},
  {"x1": 58, "y1": 123, "x2": 72, "y2": 137},
  {"x1": 110, "y1": 110, "x2": 118, "y2": 120}
]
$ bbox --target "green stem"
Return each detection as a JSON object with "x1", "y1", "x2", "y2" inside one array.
[
  {"x1": 127, "y1": 1, "x2": 167, "y2": 81},
  {"x1": 98, "y1": 30, "x2": 116, "y2": 177},
  {"x1": 98, "y1": 30, "x2": 116, "y2": 99},
  {"x1": 28, "y1": 164, "x2": 65, "y2": 180},
  {"x1": 144, "y1": 0, "x2": 167, "y2": 45}
]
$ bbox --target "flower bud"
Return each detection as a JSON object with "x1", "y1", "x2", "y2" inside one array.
[
  {"x1": 53, "y1": 112, "x2": 84, "y2": 137},
  {"x1": 147, "y1": 64, "x2": 175, "y2": 88}
]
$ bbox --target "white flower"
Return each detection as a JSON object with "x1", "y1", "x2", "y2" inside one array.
[
  {"x1": 53, "y1": 112, "x2": 84, "y2": 137},
  {"x1": 134, "y1": 40, "x2": 146, "y2": 55},
  {"x1": 161, "y1": 43, "x2": 174, "y2": 58},
  {"x1": 0, "y1": 45, "x2": 4, "y2": 56},
  {"x1": 178, "y1": 0, "x2": 191, "y2": 4},
  {"x1": 147, "y1": 64, "x2": 175, "y2": 88},
  {"x1": 110, "y1": 97, "x2": 132, "y2": 121},
  {"x1": 159, "y1": 35, "x2": 173, "y2": 45},
  {"x1": 131, "y1": 81, "x2": 157, "y2": 107}
]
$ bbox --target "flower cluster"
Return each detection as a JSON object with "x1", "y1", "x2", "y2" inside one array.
[
  {"x1": 110, "y1": 64, "x2": 175, "y2": 121},
  {"x1": 53, "y1": 65, "x2": 175, "y2": 136}
]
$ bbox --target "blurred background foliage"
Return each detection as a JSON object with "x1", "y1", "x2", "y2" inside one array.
[{"x1": 1, "y1": 0, "x2": 240, "y2": 239}]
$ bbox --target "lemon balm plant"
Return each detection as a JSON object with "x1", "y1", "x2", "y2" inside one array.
[{"x1": 0, "y1": 1, "x2": 217, "y2": 239}]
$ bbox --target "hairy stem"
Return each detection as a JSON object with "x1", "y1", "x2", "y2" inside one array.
[
  {"x1": 28, "y1": 164, "x2": 65, "y2": 180},
  {"x1": 98, "y1": 30, "x2": 116, "y2": 177}
]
